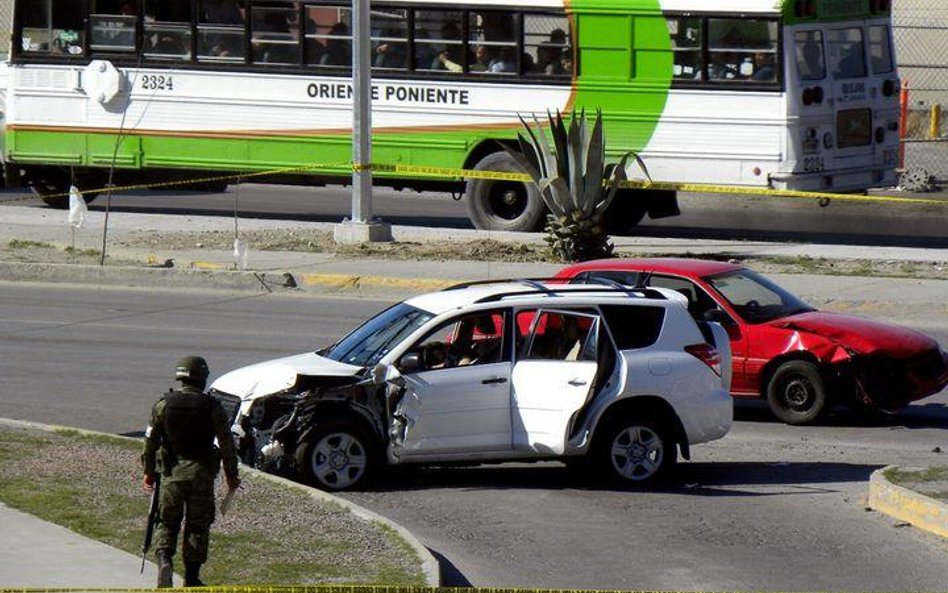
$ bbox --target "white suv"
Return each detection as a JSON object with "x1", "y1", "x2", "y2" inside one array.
[{"x1": 209, "y1": 280, "x2": 733, "y2": 490}]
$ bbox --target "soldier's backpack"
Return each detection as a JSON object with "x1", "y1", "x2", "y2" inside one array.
[{"x1": 163, "y1": 390, "x2": 214, "y2": 459}]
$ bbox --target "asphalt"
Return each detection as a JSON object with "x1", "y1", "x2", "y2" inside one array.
[{"x1": 0, "y1": 204, "x2": 947, "y2": 588}]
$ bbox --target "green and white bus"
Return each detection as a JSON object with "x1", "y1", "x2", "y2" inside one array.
[{"x1": 1, "y1": 0, "x2": 899, "y2": 232}]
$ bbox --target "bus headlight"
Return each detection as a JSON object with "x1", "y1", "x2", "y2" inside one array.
[
  {"x1": 882, "y1": 79, "x2": 897, "y2": 97},
  {"x1": 875, "y1": 127, "x2": 886, "y2": 144},
  {"x1": 823, "y1": 132, "x2": 834, "y2": 149}
]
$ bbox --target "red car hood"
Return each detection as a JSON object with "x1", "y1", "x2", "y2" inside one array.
[{"x1": 770, "y1": 311, "x2": 939, "y2": 357}]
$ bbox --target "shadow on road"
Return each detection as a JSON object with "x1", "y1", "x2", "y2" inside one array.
[
  {"x1": 372, "y1": 459, "x2": 881, "y2": 497},
  {"x1": 84, "y1": 203, "x2": 475, "y2": 230},
  {"x1": 735, "y1": 399, "x2": 948, "y2": 430},
  {"x1": 427, "y1": 548, "x2": 473, "y2": 587}
]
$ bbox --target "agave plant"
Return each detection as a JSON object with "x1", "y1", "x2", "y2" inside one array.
[{"x1": 505, "y1": 109, "x2": 650, "y2": 262}]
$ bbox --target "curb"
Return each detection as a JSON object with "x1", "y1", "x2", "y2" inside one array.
[
  {"x1": 0, "y1": 260, "x2": 451, "y2": 297},
  {"x1": 868, "y1": 465, "x2": 948, "y2": 539},
  {"x1": 0, "y1": 417, "x2": 440, "y2": 587}
]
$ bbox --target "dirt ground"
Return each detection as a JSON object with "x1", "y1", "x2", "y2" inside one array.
[{"x1": 3, "y1": 227, "x2": 947, "y2": 281}]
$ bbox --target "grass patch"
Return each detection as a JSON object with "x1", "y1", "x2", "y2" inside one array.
[
  {"x1": 884, "y1": 466, "x2": 948, "y2": 483},
  {"x1": 8, "y1": 238, "x2": 56, "y2": 249},
  {"x1": 64, "y1": 246, "x2": 101, "y2": 257},
  {"x1": 0, "y1": 426, "x2": 424, "y2": 586}
]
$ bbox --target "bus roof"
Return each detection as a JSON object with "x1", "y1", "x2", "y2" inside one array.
[
  {"x1": 659, "y1": 0, "x2": 781, "y2": 14},
  {"x1": 380, "y1": 0, "x2": 782, "y2": 11}
]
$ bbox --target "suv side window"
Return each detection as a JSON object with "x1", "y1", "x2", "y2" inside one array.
[
  {"x1": 408, "y1": 309, "x2": 507, "y2": 371},
  {"x1": 649, "y1": 274, "x2": 719, "y2": 320},
  {"x1": 599, "y1": 305, "x2": 666, "y2": 350},
  {"x1": 519, "y1": 310, "x2": 598, "y2": 362}
]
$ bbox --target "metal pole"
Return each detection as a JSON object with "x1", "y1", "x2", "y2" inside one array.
[{"x1": 351, "y1": 0, "x2": 372, "y2": 223}]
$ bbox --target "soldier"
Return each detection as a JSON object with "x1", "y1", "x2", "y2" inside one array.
[{"x1": 142, "y1": 356, "x2": 240, "y2": 588}]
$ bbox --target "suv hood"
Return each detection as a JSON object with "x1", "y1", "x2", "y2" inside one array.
[
  {"x1": 771, "y1": 311, "x2": 937, "y2": 356},
  {"x1": 210, "y1": 352, "x2": 362, "y2": 401}
]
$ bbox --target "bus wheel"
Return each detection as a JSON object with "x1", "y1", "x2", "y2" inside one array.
[
  {"x1": 29, "y1": 170, "x2": 100, "y2": 209},
  {"x1": 465, "y1": 152, "x2": 546, "y2": 232}
]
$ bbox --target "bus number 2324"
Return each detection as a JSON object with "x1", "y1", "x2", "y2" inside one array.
[{"x1": 141, "y1": 75, "x2": 174, "y2": 91}]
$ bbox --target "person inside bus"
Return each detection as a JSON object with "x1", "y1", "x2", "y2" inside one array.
[
  {"x1": 797, "y1": 37, "x2": 825, "y2": 80},
  {"x1": 833, "y1": 45, "x2": 866, "y2": 79},
  {"x1": 469, "y1": 44, "x2": 493, "y2": 72},
  {"x1": 201, "y1": 0, "x2": 244, "y2": 57},
  {"x1": 320, "y1": 22, "x2": 351, "y2": 66},
  {"x1": 489, "y1": 46, "x2": 517, "y2": 73},
  {"x1": 751, "y1": 52, "x2": 776, "y2": 81},
  {"x1": 202, "y1": 0, "x2": 244, "y2": 25},
  {"x1": 534, "y1": 28, "x2": 567, "y2": 75},
  {"x1": 253, "y1": 8, "x2": 295, "y2": 63},
  {"x1": 432, "y1": 20, "x2": 463, "y2": 72},
  {"x1": 373, "y1": 27, "x2": 407, "y2": 69}
]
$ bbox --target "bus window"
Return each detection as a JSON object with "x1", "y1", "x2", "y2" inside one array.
[
  {"x1": 827, "y1": 27, "x2": 866, "y2": 79},
  {"x1": 469, "y1": 10, "x2": 519, "y2": 74},
  {"x1": 20, "y1": 0, "x2": 84, "y2": 55},
  {"x1": 90, "y1": 0, "x2": 137, "y2": 53},
  {"x1": 707, "y1": 18, "x2": 777, "y2": 82},
  {"x1": 794, "y1": 30, "x2": 825, "y2": 80},
  {"x1": 371, "y1": 8, "x2": 409, "y2": 70},
  {"x1": 144, "y1": 0, "x2": 192, "y2": 59},
  {"x1": 667, "y1": 16, "x2": 702, "y2": 80},
  {"x1": 524, "y1": 14, "x2": 571, "y2": 77},
  {"x1": 415, "y1": 10, "x2": 463, "y2": 73},
  {"x1": 305, "y1": 5, "x2": 350, "y2": 67},
  {"x1": 868, "y1": 25, "x2": 894, "y2": 74},
  {"x1": 252, "y1": 1, "x2": 300, "y2": 65},
  {"x1": 197, "y1": 0, "x2": 246, "y2": 62}
]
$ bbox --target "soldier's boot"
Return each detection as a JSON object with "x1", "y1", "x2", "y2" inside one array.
[
  {"x1": 184, "y1": 563, "x2": 205, "y2": 587},
  {"x1": 156, "y1": 552, "x2": 174, "y2": 589}
]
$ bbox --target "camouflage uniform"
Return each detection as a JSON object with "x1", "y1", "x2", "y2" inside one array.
[{"x1": 142, "y1": 360, "x2": 238, "y2": 587}]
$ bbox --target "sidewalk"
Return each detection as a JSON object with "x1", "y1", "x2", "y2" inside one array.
[{"x1": 0, "y1": 502, "x2": 178, "y2": 588}]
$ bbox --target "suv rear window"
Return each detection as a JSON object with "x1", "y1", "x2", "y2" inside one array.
[{"x1": 600, "y1": 305, "x2": 665, "y2": 350}]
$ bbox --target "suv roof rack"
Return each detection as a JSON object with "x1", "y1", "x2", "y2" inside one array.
[
  {"x1": 443, "y1": 277, "x2": 563, "y2": 291},
  {"x1": 444, "y1": 277, "x2": 668, "y2": 302}
]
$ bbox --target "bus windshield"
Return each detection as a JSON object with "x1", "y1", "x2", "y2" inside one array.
[
  {"x1": 794, "y1": 30, "x2": 825, "y2": 80},
  {"x1": 827, "y1": 27, "x2": 866, "y2": 79}
]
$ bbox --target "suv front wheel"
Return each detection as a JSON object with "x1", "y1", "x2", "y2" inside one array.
[
  {"x1": 295, "y1": 422, "x2": 376, "y2": 491},
  {"x1": 595, "y1": 417, "x2": 677, "y2": 486}
]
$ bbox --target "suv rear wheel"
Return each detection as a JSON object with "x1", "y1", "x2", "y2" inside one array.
[
  {"x1": 595, "y1": 416, "x2": 677, "y2": 486},
  {"x1": 295, "y1": 422, "x2": 376, "y2": 491}
]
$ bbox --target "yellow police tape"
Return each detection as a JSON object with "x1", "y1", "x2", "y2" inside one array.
[
  {"x1": 3, "y1": 160, "x2": 946, "y2": 208},
  {"x1": 0, "y1": 585, "x2": 688, "y2": 593}
]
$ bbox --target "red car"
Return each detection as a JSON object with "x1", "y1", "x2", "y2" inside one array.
[{"x1": 556, "y1": 258, "x2": 948, "y2": 425}]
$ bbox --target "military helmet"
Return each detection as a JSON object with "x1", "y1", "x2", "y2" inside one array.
[{"x1": 174, "y1": 356, "x2": 210, "y2": 384}]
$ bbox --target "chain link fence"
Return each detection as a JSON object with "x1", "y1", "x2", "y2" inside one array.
[
  {"x1": 893, "y1": 0, "x2": 948, "y2": 188},
  {"x1": 0, "y1": 1, "x2": 11, "y2": 59}
]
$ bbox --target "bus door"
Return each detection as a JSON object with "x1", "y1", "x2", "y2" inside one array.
[{"x1": 825, "y1": 26, "x2": 874, "y2": 159}]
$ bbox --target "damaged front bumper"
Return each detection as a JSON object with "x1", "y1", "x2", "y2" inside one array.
[{"x1": 837, "y1": 348, "x2": 948, "y2": 411}]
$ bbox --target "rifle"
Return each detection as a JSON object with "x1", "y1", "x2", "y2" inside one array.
[{"x1": 140, "y1": 475, "x2": 161, "y2": 574}]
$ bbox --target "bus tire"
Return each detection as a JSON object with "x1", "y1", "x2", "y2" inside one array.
[
  {"x1": 465, "y1": 152, "x2": 546, "y2": 232},
  {"x1": 29, "y1": 169, "x2": 100, "y2": 209}
]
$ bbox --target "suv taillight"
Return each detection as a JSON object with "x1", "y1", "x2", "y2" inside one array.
[{"x1": 685, "y1": 343, "x2": 721, "y2": 376}]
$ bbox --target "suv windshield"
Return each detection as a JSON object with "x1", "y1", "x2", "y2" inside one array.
[
  {"x1": 323, "y1": 303, "x2": 434, "y2": 367},
  {"x1": 704, "y1": 269, "x2": 814, "y2": 324}
]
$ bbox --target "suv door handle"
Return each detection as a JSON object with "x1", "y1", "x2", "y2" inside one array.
[
  {"x1": 568, "y1": 378, "x2": 588, "y2": 386},
  {"x1": 481, "y1": 377, "x2": 508, "y2": 385}
]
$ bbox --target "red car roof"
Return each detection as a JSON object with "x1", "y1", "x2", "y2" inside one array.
[{"x1": 556, "y1": 257, "x2": 744, "y2": 279}]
